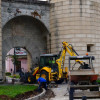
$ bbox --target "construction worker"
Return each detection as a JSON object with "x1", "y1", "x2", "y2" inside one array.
[{"x1": 37, "y1": 77, "x2": 47, "y2": 91}]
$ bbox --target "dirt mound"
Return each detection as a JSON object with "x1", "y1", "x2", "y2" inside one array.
[
  {"x1": 40, "y1": 89, "x2": 55, "y2": 100},
  {"x1": 0, "y1": 89, "x2": 42, "y2": 100},
  {"x1": 0, "y1": 89, "x2": 55, "y2": 100},
  {"x1": 14, "y1": 90, "x2": 40, "y2": 100},
  {"x1": 0, "y1": 95, "x2": 10, "y2": 100}
]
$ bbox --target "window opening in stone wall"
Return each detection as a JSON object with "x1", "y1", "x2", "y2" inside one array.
[{"x1": 87, "y1": 44, "x2": 94, "y2": 52}]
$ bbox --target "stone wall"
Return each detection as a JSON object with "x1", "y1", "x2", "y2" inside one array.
[
  {"x1": 2, "y1": 0, "x2": 100, "y2": 79},
  {"x1": 1, "y1": 1, "x2": 50, "y2": 77},
  {"x1": 0, "y1": 0, "x2": 2, "y2": 79},
  {"x1": 50, "y1": 0, "x2": 100, "y2": 73},
  {"x1": 1, "y1": 1, "x2": 50, "y2": 29},
  {"x1": 2, "y1": 16, "x2": 49, "y2": 71}
]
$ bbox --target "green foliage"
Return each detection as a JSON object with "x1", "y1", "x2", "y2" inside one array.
[
  {"x1": 97, "y1": 79, "x2": 100, "y2": 84},
  {"x1": 0, "y1": 85, "x2": 38, "y2": 98},
  {"x1": 9, "y1": 75, "x2": 20, "y2": 79},
  {"x1": 5, "y1": 72, "x2": 11, "y2": 76},
  {"x1": 11, "y1": 55, "x2": 19, "y2": 67}
]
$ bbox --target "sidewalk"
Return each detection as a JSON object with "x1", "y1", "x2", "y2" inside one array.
[
  {"x1": 50, "y1": 83, "x2": 100, "y2": 100},
  {"x1": 50, "y1": 83, "x2": 69, "y2": 100}
]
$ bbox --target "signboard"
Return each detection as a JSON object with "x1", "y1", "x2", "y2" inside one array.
[{"x1": 15, "y1": 50, "x2": 27, "y2": 55}]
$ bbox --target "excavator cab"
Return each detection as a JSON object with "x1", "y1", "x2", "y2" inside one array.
[
  {"x1": 35, "y1": 54, "x2": 60, "y2": 82},
  {"x1": 39, "y1": 54, "x2": 59, "y2": 72}
]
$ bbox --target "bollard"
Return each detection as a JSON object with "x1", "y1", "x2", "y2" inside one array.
[
  {"x1": 82, "y1": 96, "x2": 87, "y2": 100},
  {"x1": 12, "y1": 78, "x2": 15, "y2": 84},
  {"x1": 69, "y1": 87, "x2": 74, "y2": 100}
]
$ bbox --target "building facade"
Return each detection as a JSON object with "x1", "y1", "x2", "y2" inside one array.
[
  {"x1": 1, "y1": 0, "x2": 50, "y2": 79},
  {"x1": 1, "y1": 0, "x2": 100, "y2": 79},
  {"x1": 50, "y1": 0, "x2": 100, "y2": 74}
]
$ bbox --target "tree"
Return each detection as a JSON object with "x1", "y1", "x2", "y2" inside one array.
[{"x1": 11, "y1": 55, "x2": 19, "y2": 74}]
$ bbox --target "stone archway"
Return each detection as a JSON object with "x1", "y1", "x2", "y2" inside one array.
[
  {"x1": 5, "y1": 47, "x2": 32, "y2": 73},
  {"x1": 2, "y1": 15, "x2": 49, "y2": 76}
]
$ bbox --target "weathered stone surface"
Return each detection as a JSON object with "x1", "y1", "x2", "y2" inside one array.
[
  {"x1": 2, "y1": 15, "x2": 49, "y2": 65},
  {"x1": 50, "y1": 0, "x2": 100, "y2": 74},
  {"x1": 0, "y1": 0, "x2": 2, "y2": 79},
  {"x1": 1, "y1": 1, "x2": 50, "y2": 30},
  {"x1": 1, "y1": 0, "x2": 100, "y2": 79},
  {"x1": 1, "y1": 1, "x2": 50, "y2": 78}
]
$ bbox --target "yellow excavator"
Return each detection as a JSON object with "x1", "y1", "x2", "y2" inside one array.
[{"x1": 20, "y1": 41, "x2": 83, "y2": 84}]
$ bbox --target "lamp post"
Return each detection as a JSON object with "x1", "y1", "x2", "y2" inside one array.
[{"x1": 14, "y1": 47, "x2": 16, "y2": 74}]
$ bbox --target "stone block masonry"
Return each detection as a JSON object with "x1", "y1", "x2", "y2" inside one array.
[
  {"x1": 0, "y1": 0, "x2": 2, "y2": 80},
  {"x1": 50, "y1": 0, "x2": 100, "y2": 74},
  {"x1": 1, "y1": 0, "x2": 100, "y2": 80},
  {"x1": 1, "y1": 1, "x2": 50, "y2": 80}
]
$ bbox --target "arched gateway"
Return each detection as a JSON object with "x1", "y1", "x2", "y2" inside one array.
[{"x1": 2, "y1": 15, "x2": 49, "y2": 79}]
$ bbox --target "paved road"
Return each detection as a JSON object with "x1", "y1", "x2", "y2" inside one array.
[
  {"x1": 50, "y1": 83, "x2": 69, "y2": 100},
  {"x1": 50, "y1": 83, "x2": 100, "y2": 100}
]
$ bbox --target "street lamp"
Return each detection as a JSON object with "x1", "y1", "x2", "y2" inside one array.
[{"x1": 14, "y1": 47, "x2": 16, "y2": 74}]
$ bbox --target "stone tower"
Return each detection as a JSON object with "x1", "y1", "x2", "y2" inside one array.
[{"x1": 50, "y1": 0, "x2": 100, "y2": 73}]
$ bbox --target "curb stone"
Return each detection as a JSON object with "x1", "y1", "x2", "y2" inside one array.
[{"x1": 25, "y1": 89, "x2": 46, "y2": 100}]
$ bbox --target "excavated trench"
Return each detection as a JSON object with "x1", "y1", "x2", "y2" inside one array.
[
  {"x1": 39, "y1": 89, "x2": 55, "y2": 100},
  {"x1": 0, "y1": 89, "x2": 55, "y2": 100}
]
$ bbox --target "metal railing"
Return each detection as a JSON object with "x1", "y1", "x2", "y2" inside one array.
[{"x1": 2, "y1": 0, "x2": 50, "y2": 4}]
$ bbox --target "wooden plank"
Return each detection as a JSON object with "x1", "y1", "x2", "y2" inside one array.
[
  {"x1": 70, "y1": 85, "x2": 99, "y2": 89},
  {"x1": 74, "y1": 91, "x2": 100, "y2": 98}
]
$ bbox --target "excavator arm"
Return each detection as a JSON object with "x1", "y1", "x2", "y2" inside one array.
[
  {"x1": 62, "y1": 41, "x2": 83, "y2": 64},
  {"x1": 56, "y1": 41, "x2": 83, "y2": 79}
]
